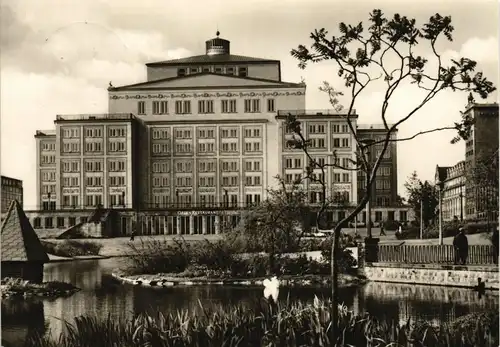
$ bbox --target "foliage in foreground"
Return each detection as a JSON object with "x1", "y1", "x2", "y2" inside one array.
[
  {"x1": 126, "y1": 236, "x2": 357, "y2": 277},
  {"x1": 28, "y1": 300, "x2": 498, "y2": 347},
  {"x1": 41, "y1": 240, "x2": 103, "y2": 257}
]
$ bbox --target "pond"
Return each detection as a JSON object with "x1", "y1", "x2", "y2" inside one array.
[{"x1": 2, "y1": 258, "x2": 498, "y2": 347}]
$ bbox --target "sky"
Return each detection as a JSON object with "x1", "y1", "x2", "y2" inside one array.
[{"x1": 1, "y1": 0, "x2": 498, "y2": 210}]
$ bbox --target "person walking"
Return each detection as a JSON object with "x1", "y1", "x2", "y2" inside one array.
[
  {"x1": 453, "y1": 227, "x2": 469, "y2": 265},
  {"x1": 379, "y1": 223, "x2": 386, "y2": 236},
  {"x1": 130, "y1": 230, "x2": 135, "y2": 242}
]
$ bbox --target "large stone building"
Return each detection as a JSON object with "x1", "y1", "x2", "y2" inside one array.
[
  {"x1": 1, "y1": 175, "x2": 23, "y2": 221},
  {"x1": 435, "y1": 102, "x2": 498, "y2": 223},
  {"x1": 28, "y1": 33, "x2": 411, "y2": 236},
  {"x1": 463, "y1": 103, "x2": 498, "y2": 221}
]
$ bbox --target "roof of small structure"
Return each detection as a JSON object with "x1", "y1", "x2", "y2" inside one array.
[{"x1": 1, "y1": 200, "x2": 49, "y2": 262}]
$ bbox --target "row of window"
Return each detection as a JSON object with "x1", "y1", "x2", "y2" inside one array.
[
  {"x1": 285, "y1": 137, "x2": 351, "y2": 150},
  {"x1": 151, "y1": 174, "x2": 263, "y2": 188},
  {"x1": 152, "y1": 127, "x2": 262, "y2": 140},
  {"x1": 61, "y1": 127, "x2": 126, "y2": 139},
  {"x1": 150, "y1": 160, "x2": 261, "y2": 173},
  {"x1": 177, "y1": 66, "x2": 248, "y2": 77},
  {"x1": 61, "y1": 160, "x2": 126, "y2": 173},
  {"x1": 61, "y1": 140, "x2": 126, "y2": 153},
  {"x1": 137, "y1": 98, "x2": 275, "y2": 115},
  {"x1": 284, "y1": 172, "x2": 352, "y2": 184},
  {"x1": 358, "y1": 179, "x2": 392, "y2": 190},
  {"x1": 285, "y1": 124, "x2": 351, "y2": 134},
  {"x1": 152, "y1": 140, "x2": 262, "y2": 154}
]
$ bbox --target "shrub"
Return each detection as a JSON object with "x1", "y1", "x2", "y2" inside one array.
[
  {"x1": 41, "y1": 240, "x2": 102, "y2": 257},
  {"x1": 127, "y1": 237, "x2": 192, "y2": 275},
  {"x1": 27, "y1": 301, "x2": 499, "y2": 347}
]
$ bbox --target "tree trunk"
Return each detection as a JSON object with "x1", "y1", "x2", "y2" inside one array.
[{"x1": 330, "y1": 222, "x2": 342, "y2": 343}]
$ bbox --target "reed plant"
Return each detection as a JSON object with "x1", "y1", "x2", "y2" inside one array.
[{"x1": 28, "y1": 298, "x2": 498, "y2": 347}]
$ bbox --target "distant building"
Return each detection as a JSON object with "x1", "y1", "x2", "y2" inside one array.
[
  {"x1": 435, "y1": 161, "x2": 465, "y2": 222},
  {"x1": 1, "y1": 200, "x2": 49, "y2": 283},
  {"x1": 1, "y1": 176, "x2": 23, "y2": 220},
  {"x1": 28, "y1": 32, "x2": 412, "y2": 236},
  {"x1": 463, "y1": 103, "x2": 499, "y2": 221},
  {"x1": 356, "y1": 124, "x2": 398, "y2": 208}
]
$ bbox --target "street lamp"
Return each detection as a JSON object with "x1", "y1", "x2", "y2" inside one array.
[{"x1": 359, "y1": 138, "x2": 375, "y2": 239}]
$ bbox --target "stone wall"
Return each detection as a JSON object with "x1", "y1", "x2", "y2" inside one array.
[{"x1": 364, "y1": 262, "x2": 499, "y2": 289}]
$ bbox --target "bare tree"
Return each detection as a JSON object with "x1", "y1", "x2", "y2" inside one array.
[{"x1": 287, "y1": 9, "x2": 496, "y2": 341}]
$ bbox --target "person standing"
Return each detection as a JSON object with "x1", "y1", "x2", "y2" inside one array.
[{"x1": 453, "y1": 228, "x2": 469, "y2": 265}]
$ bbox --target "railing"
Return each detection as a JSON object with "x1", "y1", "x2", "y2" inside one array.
[
  {"x1": 55, "y1": 113, "x2": 135, "y2": 121},
  {"x1": 377, "y1": 244, "x2": 497, "y2": 265}
]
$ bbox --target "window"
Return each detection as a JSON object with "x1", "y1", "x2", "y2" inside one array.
[
  {"x1": 244, "y1": 99, "x2": 260, "y2": 113},
  {"x1": 221, "y1": 99, "x2": 237, "y2": 113},
  {"x1": 341, "y1": 138, "x2": 349, "y2": 147},
  {"x1": 215, "y1": 66, "x2": 223, "y2": 74},
  {"x1": 190, "y1": 67, "x2": 199, "y2": 74},
  {"x1": 152, "y1": 143, "x2": 170, "y2": 154},
  {"x1": 333, "y1": 138, "x2": 340, "y2": 147},
  {"x1": 309, "y1": 124, "x2": 326, "y2": 134},
  {"x1": 152, "y1": 101, "x2": 168, "y2": 115},
  {"x1": 238, "y1": 67, "x2": 247, "y2": 77},
  {"x1": 109, "y1": 159, "x2": 126, "y2": 172},
  {"x1": 108, "y1": 141, "x2": 126, "y2": 152},
  {"x1": 152, "y1": 161, "x2": 169, "y2": 173},
  {"x1": 177, "y1": 68, "x2": 186, "y2": 77},
  {"x1": 109, "y1": 176, "x2": 126, "y2": 186},
  {"x1": 175, "y1": 100, "x2": 191, "y2": 114},
  {"x1": 202, "y1": 67, "x2": 211, "y2": 73},
  {"x1": 332, "y1": 124, "x2": 340, "y2": 133},
  {"x1": 341, "y1": 125, "x2": 349, "y2": 133},
  {"x1": 57, "y1": 217, "x2": 65, "y2": 228},
  {"x1": 175, "y1": 143, "x2": 192, "y2": 153},
  {"x1": 226, "y1": 66, "x2": 235, "y2": 75},
  {"x1": 198, "y1": 100, "x2": 214, "y2": 114},
  {"x1": 108, "y1": 127, "x2": 126, "y2": 137},
  {"x1": 138, "y1": 101, "x2": 145, "y2": 115},
  {"x1": 44, "y1": 217, "x2": 53, "y2": 229},
  {"x1": 33, "y1": 218, "x2": 41, "y2": 229},
  {"x1": 69, "y1": 217, "x2": 76, "y2": 226},
  {"x1": 267, "y1": 99, "x2": 275, "y2": 112},
  {"x1": 86, "y1": 176, "x2": 103, "y2": 186},
  {"x1": 342, "y1": 173, "x2": 350, "y2": 182},
  {"x1": 333, "y1": 173, "x2": 341, "y2": 182}
]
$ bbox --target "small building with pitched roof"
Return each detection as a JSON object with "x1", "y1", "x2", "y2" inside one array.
[{"x1": 1, "y1": 200, "x2": 49, "y2": 283}]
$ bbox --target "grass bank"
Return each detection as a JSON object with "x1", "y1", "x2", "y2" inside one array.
[
  {"x1": 27, "y1": 300, "x2": 498, "y2": 347},
  {"x1": 41, "y1": 240, "x2": 103, "y2": 258},
  {"x1": 1, "y1": 278, "x2": 80, "y2": 298}
]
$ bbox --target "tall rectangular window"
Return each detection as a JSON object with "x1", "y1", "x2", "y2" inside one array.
[
  {"x1": 175, "y1": 100, "x2": 191, "y2": 114},
  {"x1": 138, "y1": 101, "x2": 145, "y2": 115}
]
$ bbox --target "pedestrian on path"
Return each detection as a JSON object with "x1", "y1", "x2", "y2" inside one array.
[
  {"x1": 130, "y1": 230, "x2": 135, "y2": 241},
  {"x1": 453, "y1": 227, "x2": 468, "y2": 265},
  {"x1": 379, "y1": 224, "x2": 386, "y2": 236}
]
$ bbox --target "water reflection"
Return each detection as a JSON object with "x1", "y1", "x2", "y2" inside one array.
[
  {"x1": 1, "y1": 258, "x2": 498, "y2": 345},
  {"x1": 1, "y1": 299, "x2": 46, "y2": 347}
]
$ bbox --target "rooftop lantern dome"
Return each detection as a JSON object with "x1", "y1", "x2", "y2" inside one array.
[{"x1": 205, "y1": 31, "x2": 230, "y2": 56}]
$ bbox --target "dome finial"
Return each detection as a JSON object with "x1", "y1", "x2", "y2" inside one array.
[{"x1": 216, "y1": 30, "x2": 220, "y2": 37}]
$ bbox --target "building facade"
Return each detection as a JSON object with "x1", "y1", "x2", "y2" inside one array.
[
  {"x1": 463, "y1": 103, "x2": 499, "y2": 221},
  {"x1": 1, "y1": 175, "x2": 23, "y2": 220},
  {"x1": 28, "y1": 33, "x2": 411, "y2": 236},
  {"x1": 356, "y1": 125, "x2": 399, "y2": 207},
  {"x1": 435, "y1": 161, "x2": 465, "y2": 222}
]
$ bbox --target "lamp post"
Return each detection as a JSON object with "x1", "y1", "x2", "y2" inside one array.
[
  {"x1": 438, "y1": 185, "x2": 443, "y2": 245},
  {"x1": 459, "y1": 188, "x2": 464, "y2": 222},
  {"x1": 359, "y1": 138, "x2": 375, "y2": 239}
]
